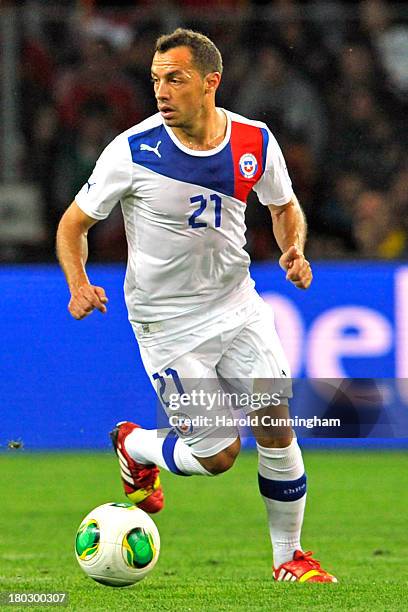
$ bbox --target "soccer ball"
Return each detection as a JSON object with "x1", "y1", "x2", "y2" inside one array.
[{"x1": 75, "y1": 502, "x2": 160, "y2": 587}]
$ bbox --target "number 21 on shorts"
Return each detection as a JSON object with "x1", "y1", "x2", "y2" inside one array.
[{"x1": 152, "y1": 368, "x2": 184, "y2": 408}]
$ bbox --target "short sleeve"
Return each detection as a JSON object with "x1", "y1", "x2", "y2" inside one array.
[
  {"x1": 75, "y1": 135, "x2": 132, "y2": 220},
  {"x1": 253, "y1": 127, "x2": 293, "y2": 206}
]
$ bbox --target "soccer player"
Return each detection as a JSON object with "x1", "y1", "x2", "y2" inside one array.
[{"x1": 56, "y1": 28, "x2": 337, "y2": 583}]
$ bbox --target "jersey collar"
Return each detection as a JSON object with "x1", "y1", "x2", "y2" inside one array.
[{"x1": 162, "y1": 109, "x2": 231, "y2": 157}]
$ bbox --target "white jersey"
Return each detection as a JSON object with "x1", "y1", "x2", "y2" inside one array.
[{"x1": 75, "y1": 109, "x2": 293, "y2": 331}]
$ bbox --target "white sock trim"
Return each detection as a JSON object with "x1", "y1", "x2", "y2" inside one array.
[
  {"x1": 173, "y1": 439, "x2": 212, "y2": 476},
  {"x1": 257, "y1": 438, "x2": 304, "y2": 481}
]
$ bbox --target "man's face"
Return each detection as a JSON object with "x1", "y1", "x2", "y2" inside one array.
[{"x1": 151, "y1": 46, "x2": 207, "y2": 128}]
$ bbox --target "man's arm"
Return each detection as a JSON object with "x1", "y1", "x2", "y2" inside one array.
[
  {"x1": 268, "y1": 194, "x2": 312, "y2": 290},
  {"x1": 56, "y1": 201, "x2": 109, "y2": 319}
]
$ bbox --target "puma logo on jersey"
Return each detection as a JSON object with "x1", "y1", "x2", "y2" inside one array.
[
  {"x1": 140, "y1": 141, "x2": 162, "y2": 158},
  {"x1": 86, "y1": 180, "x2": 96, "y2": 193}
]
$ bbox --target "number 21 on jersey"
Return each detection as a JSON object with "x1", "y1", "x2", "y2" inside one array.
[{"x1": 188, "y1": 193, "x2": 222, "y2": 229}]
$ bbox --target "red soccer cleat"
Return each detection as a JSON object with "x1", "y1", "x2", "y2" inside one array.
[
  {"x1": 109, "y1": 421, "x2": 164, "y2": 514},
  {"x1": 273, "y1": 550, "x2": 338, "y2": 583}
]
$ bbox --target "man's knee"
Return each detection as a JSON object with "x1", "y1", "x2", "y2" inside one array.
[
  {"x1": 252, "y1": 405, "x2": 293, "y2": 448},
  {"x1": 197, "y1": 437, "x2": 241, "y2": 475},
  {"x1": 256, "y1": 433, "x2": 293, "y2": 448}
]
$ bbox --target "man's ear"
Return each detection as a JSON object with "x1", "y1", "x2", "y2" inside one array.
[{"x1": 204, "y1": 72, "x2": 221, "y2": 94}]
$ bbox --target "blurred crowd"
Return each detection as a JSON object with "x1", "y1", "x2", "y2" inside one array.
[{"x1": 4, "y1": 0, "x2": 408, "y2": 261}]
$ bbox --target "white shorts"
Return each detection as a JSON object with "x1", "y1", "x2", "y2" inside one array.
[{"x1": 134, "y1": 294, "x2": 292, "y2": 458}]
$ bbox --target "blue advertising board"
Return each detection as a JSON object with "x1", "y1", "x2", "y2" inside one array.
[{"x1": 0, "y1": 263, "x2": 407, "y2": 449}]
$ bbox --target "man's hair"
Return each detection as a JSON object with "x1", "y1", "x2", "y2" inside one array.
[{"x1": 155, "y1": 28, "x2": 223, "y2": 76}]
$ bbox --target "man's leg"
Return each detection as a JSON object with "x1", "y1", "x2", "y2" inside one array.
[
  {"x1": 123, "y1": 424, "x2": 240, "y2": 476},
  {"x1": 252, "y1": 405, "x2": 337, "y2": 582},
  {"x1": 216, "y1": 300, "x2": 336, "y2": 581},
  {"x1": 251, "y1": 405, "x2": 306, "y2": 569},
  {"x1": 111, "y1": 338, "x2": 241, "y2": 511},
  {"x1": 111, "y1": 420, "x2": 240, "y2": 513}
]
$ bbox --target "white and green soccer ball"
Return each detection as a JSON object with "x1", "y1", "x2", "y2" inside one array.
[{"x1": 75, "y1": 502, "x2": 160, "y2": 587}]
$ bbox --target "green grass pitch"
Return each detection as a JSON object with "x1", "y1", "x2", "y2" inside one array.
[{"x1": 0, "y1": 450, "x2": 407, "y2": 611}]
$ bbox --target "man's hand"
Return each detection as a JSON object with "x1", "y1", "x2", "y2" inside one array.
[
  {"x1": 68, "y1": 284, "x2": 109, "y2": 320},
  {"x1": 279, "y1": 245, "x2": 312, "y2": 289}
]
